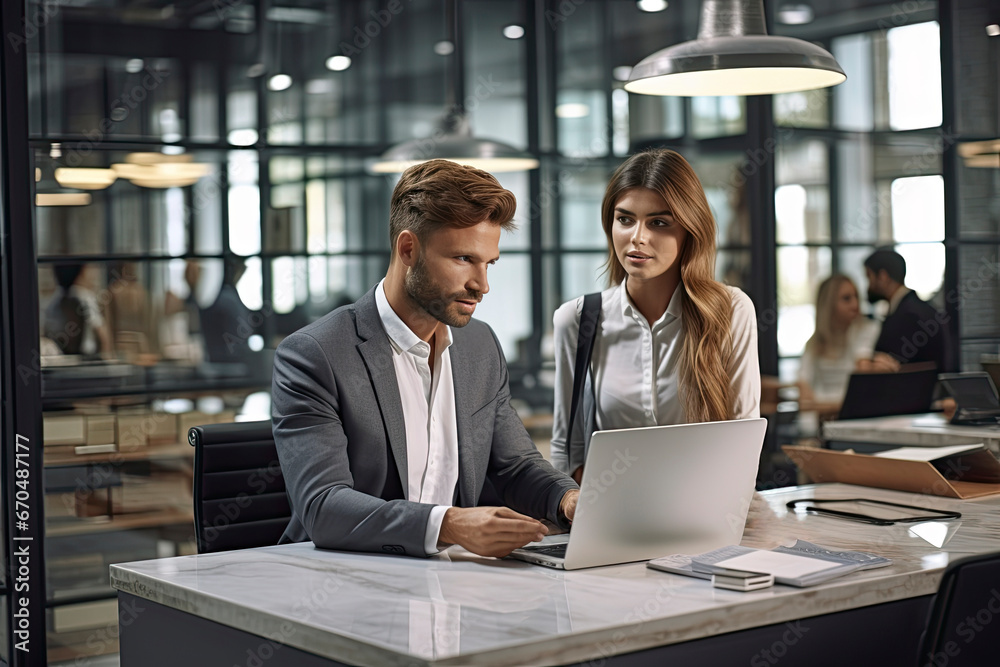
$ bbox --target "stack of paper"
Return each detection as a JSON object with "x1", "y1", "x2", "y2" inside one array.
[{"x1": 648, "y1": 540, "x2": 891, "y2": 587}]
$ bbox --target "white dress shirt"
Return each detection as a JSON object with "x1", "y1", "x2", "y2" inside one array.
[
  {"x1": 588, "y1": 281, "x2": 760, "y2": 430},
  {"x1": 550, "y1": 280, "x2": 760, "y2": 471},
  {"x1": 375, "y1": 281, "x2": 459, "y2": 554},
  {"x1": 798, "y1": 317, "x2": 880, "y2": 403}
]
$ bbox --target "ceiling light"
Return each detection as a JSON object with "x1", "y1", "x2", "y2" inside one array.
[
  {"x1": 36, "y1": 168, "x2": 91, "y2": 206},
  {"x1": 268, "y1": 74, "x2": 293, "y2": 91},
  {"x1": 54, "y1": 168, "x2": 117, "y2": 190},
  {"x1": 113, "y1": 153, "x2": 212, "y2": 188},
  {"x1": 987, "y1": 24, "x2": 1000, "y2": 37},
  {"x1": 434, "y1": 40, "x2": 454, "y2": 56},
  {"x1": 502, "y1": 24, "x2": 525, "y2": 39},
  {"x1": 325, "y1": 55, "x2": 352, "y2": 71},
  {"x1": 372, "y1": 0, "x2": 538, "y2": 174},
  {"x1": 125, "y1": 58, "x2": 144, "y2": 73},
  {"x1": 777, "y1": 4, "x2": 814, "y2": 25},
  {"x1": 112, "y1": 162, "x2": 212, "y2": 188},
  {"x1": 626, "y1": 0, "x2": 846, "y2": 97},
  {"x1": 371, "y1": 111, "x2": 538, "y2": 173},
  {"x1": 555, "y1": 103, "x2": 591, "y2": 119},
  {"x1": 637, "y1": 0, "x2": 668, "y2": 11}
]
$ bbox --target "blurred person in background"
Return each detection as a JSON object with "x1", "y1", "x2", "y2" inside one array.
[{"x1": 797, "y1": 274, "x2": 880, "y2": 406}]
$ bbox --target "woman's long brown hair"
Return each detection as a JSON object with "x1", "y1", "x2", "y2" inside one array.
[{"x1": 601, "y1": 149, "x2": 735, "y2": 422}]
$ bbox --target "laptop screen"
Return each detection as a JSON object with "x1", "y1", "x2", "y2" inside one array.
[{"x1": 941, "y1": 374, "x2": 1000, "y2": 410}]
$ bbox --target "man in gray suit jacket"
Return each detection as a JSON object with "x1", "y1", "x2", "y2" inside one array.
[{"x1": 272, "y1": 160, "x2": 579, "y2": 558}]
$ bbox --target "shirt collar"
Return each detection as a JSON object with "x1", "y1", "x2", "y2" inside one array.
[
  {"x1": 375, "y1": 279, "x2": 453, "y2": 358},
  {"x1": 888, "y1": 286, "x2": 911, "y2": 315},
  {"x1": 618, "y1": 278, "x2": 683, "y2": 327}
]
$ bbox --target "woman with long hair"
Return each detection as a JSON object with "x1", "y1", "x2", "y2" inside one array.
[
  {"x1": 550, "y1": 149, "x2": 760, "y2": 480},
  {"x1": 798, "y1": 274, "x2": 880, "y2": 404}
]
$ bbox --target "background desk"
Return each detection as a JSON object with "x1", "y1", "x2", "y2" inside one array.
[
  {"x1": 111, "y1": 484, "x2": 1000, "y2": 667},
  {"x1": 823, "y1": 413, "x2": 1000, "y2": 454}
]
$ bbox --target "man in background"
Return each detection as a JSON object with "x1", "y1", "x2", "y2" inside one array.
[{"x1": 862, "y1": 248, "x2": 952, "y2": 372}]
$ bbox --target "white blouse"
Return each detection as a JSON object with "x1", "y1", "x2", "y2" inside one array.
[
  {"x1": 798, "y1": 318, "x2": 880, "y2": 403},
  {"x1": 550, "y1": 280, "x2": 761, "y2": 472}
]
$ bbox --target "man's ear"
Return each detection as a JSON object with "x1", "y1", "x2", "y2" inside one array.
[{"x1": 396, "y1": 230, "x2": 420, "y2": 267}]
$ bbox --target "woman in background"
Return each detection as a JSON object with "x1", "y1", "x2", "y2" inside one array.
[
  {"x1": 550, "y1": 149, "x2": 760, "y2": 481},
  {"x1": 798, "y1": 274, "x2": 880, "y2": 405}
]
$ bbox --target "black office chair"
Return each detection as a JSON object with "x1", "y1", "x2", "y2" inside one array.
[
  {"x1": 917, "y1": 551, "x2": 1000, "y2": 667},
  {"x1": 188, "y1": 420, "x2": 291, "y2": 554}
]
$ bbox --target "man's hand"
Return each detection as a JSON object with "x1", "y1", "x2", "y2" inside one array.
[
  {"x1": 438, "y1": 507, "x2": 547, "y2": 558},
  {"x1": 560, "y1": 489, "x2": 579, "y2": 523},
  {"x1": 856, "y1": 352, "x2": 900, "y2": 373}
]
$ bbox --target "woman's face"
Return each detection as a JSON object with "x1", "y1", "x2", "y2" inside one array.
[
  {"x1": 611, "y1": 187, "x2": 688, "y2": 285},
  {"x1": 834, "y1": 280, "x2": 860, "y2": 325}
]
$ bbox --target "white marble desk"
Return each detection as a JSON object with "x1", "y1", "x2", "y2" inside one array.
[
  {"x1": 823, "y1": 413, "x2": 1000, "y2": 454},
  {"x1": 111, "y1": 484, "x2": 1000, "y2": 667}
]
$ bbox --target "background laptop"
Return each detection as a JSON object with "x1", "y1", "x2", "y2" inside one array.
[
  {"x1": 938, "y1": 371, "x2": 1000, "y2": 425},
  {"x1": 838, "y1": 362, "x2": 939, "y2": 420},
  {"x1": 509, "y1": 418, "x2": 767, "y2": 570}
]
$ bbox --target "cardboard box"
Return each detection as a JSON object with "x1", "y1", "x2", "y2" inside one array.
[
  {"x1": 116, "y1": 409, "x2": 148, "y2": 450},
  {"x1": 53, "y1": 599, "x2": 119, "y2": 633},
  {"x1": 783, "y1": 444, "x2": 1000, "y2": 499},
  {"x1": 85, "y1": 414, "x2": 116, "y2": 445},
  {"x1": 43, "y1": 414, "x2": 86, "y2": 445}
]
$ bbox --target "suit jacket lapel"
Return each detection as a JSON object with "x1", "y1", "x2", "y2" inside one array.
[
  {"x1": 354, "y1": 289, "x2": 408, "y2": 495},
  {"x1": 450, "y1": 330, "x2": 480, "y2": 507}
]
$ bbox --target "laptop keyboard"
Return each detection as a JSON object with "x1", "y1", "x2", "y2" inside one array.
[{"x1": 522, "y1": 543, "x2": 568, "y2": 558}]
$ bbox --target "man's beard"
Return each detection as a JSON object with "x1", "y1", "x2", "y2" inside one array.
[
  {"x1": 867, "y1": 288, "x2": 885, "y2": 305},
  {"x1": 404, "y1": 255, "x2": 480, "y2": 328}
]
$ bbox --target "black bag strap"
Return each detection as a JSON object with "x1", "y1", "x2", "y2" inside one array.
[{"x1": 568, "y1": 293, "x2": 602, "y2": 446}]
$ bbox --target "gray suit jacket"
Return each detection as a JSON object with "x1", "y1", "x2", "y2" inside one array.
[{"x1": 271, "y1": 286, "x2": 577, "y2": 556}]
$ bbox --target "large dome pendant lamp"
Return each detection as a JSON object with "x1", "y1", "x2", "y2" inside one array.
[
  {"x1": 371, "y1": 0, "x2": 538, "y2": 173},
  {"x1": 625, "y1": 0, "x2": 847, "y2": 97}
]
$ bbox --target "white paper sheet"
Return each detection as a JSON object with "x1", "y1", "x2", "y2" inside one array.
[
  {"x1": 871, "y1": 443, "x2": 983, "y2": 462},
  {"x1": 714, "y1": 551, "x2": 842, "y2": 578}
]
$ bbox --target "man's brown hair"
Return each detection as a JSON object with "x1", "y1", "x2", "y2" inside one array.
[{"x1": 388, "y1": 159, "x2": 517, "y2": 250}]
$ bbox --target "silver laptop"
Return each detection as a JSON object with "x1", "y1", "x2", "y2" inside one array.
[{"x1": 509, "y1": 418, "x2": 767, "y2": 570}]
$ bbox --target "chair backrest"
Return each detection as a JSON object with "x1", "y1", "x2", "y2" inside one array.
[
  {"x1": 917, "y1": 551, "x2": 1000, "y2": 667},
  {"x1": 188, "y1": 420, "x2": 290, "y2": 553}
]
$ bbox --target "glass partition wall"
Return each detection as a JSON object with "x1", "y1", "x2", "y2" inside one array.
[{"x1": 3, "y1": 0, "x2": 993, "y2": 663}]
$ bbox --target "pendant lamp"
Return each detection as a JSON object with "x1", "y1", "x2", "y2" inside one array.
[
  {"x1": 111, "y1": 152, "x2": 213, "y2": 188},
  {"x1": 371, "y1": 0, "x2": 538, "y2": 173},
  {"x1": 35, "y1": 146, "x2": 92, "y2": 206},
  {"x1": 625, "y1": 0, "x2": 846, "y2": 97}
]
